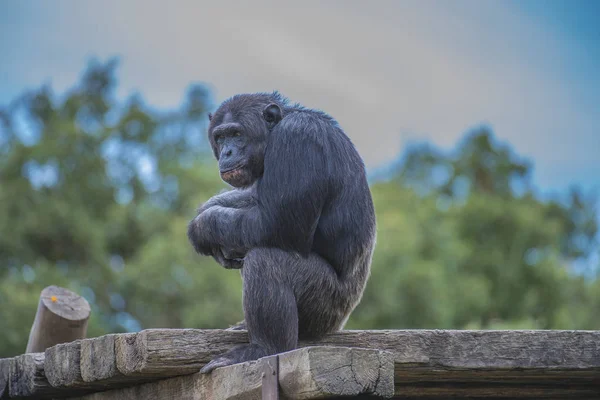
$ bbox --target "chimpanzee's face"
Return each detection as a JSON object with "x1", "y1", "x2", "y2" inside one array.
[{"x1": 208, "y1": 96, "x2": 282, "y2": 188}]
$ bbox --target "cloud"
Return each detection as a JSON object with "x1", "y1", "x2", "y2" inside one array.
[{"x1": 1, "y1": 0, "x2": 598, "y2": 192}]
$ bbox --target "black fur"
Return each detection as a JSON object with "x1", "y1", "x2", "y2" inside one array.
[{"x1": 187, "y1": 92, "x2": 376, "y2": 373}]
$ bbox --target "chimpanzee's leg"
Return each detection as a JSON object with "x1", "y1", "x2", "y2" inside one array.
[{"x1": 200, "y1": 247, "x2": 348, "y2": 373}]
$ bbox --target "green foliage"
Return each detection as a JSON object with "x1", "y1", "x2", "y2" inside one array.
[
  {"x1": 349, "y1": 129, "x2": 598, "y2": 331},
  {"x1": 0, "y1": 61, "x2": 598, "y2": 356}
]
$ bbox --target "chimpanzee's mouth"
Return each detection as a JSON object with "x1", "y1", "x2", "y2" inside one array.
[
  {"x1": 221, "y1": 165, "x2": 243, "y2": 174},
  {"x1": 221, "y1": 165, "x2": 244, "y2": 180}
]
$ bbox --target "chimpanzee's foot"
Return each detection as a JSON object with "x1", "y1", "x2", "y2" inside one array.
[
  {"x1": 200, "y1": 343, "x2": 268, "y2": 374},
  {"x1": 226, "y1": 320, "x2": 247, "y2": 331}
]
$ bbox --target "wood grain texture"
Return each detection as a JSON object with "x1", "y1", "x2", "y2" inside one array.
[
  {"x1": 79, "y1": 333, "x2": 143, "y2": 389},
  {"x1": 8, "y1": 329, "x2": 600, "y2": 399},
  {"x1": 8, "y1": 353, "x2": 63, "y2": 399},
  {"x1": 113, "y1": 329, "x2": 600, "y2": 375},
  {"x1": 108, "y1": 329, "x2": 600, "y2": 399},
  {"x1": 69, "y1": 347, "x2": 393, "y2": 400},
  {"x1": 45, "y1": 341, "x2": 85, "y2": 388},
  {"x1": 278, "y1": 347, "x2": 394, "y2": 399},
  {"x1": 261, "y1": 355, "x2": 279, "y2": 400},
  {"x1": 67, "y1": 373, "x2": 212, "y2": 400},
  {"x1": 44, "y1": 340, "x2": 101, "y2": 395},
  {"x1": 115, "y1": 329, "x2": 248, "y2": 377}
]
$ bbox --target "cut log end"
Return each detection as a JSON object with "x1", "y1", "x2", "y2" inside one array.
[
  {"x1": 40, "y1": 286, "x2": 91, "y2": 322},
  {"x1": 26, "y1": 286, "x2": 91, "y2": 354}
]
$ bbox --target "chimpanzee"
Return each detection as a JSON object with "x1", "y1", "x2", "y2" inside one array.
[{"x1": 187, "y1": 92, "x2": 376, "y2": 373}]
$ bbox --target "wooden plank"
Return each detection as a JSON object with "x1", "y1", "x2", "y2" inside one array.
[
  {"x1": 206, "y1": 346, "x2": 394, "y2": 399},
  {"x1": 318, "y1": 329, "x2": 600, "y2": 370},
  {"x1": 107, "y1": 329, "x2": 599, "y2": 398},
  {"x1": 80, "y1": 334, "x2": 121, "y2": 383},
  {"x1": 79, "y1": 333, "x2": 143, "y2": 388},
  {"x1": 261, "y1": 355, "x2": 279, "y2": 400},
  {"x1": 69, "y1": 346, "x2": 393, "y2": 400},
  {"x1": 66, "y1": 373, "x2": 212, "y2": 400},
  {"x1": 393, "y1": 384, "x2": 600, "y2": 399},
  {"x1": 8, "y1": 353, "x2": 50, "y2": 398},
  {"x1": 0, "y1": 358, "x2": 11, "y2": 399},
  {"x1": 45, "y1": 333, "x2": 154, "y2": 393},
  {"x1": 115, "y1": 329, "x2": 248, "y2": 377},
  {"x1": 44, "y1": 340, "x2": 104, "y2": 395},
  {"x1": 32, "y1": 329, "x2": 599, "y2": 398},
  {"x1": 278, "y1": 347, "x2": 394, "y2": 398},
  {"x1": 392, "y1": 367, "x2": 600, "y2": 398},
  {"x1": 113, "y1": 329, "x2": 600, "y2": 376},
  {"x1": 7, "y1": 352, "x2": 71, "y2": 399},
  {"x1": 45, "y1": 340, "x2": 85, "y2": 389},
  {"x1": 208, "y1": 353, "x2": 273, "y2": 400}
]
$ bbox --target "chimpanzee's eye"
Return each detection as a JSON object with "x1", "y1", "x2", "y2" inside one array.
[{"x1": 233, "y1": 132, "x2": 241, "y2": 137}]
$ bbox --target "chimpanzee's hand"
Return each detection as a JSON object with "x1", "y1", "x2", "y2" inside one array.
[
  {"x1": 187, "y1": 207, "x2": 218, "y2": 256},
  {"x1": 212, "y1": 247, "x2": 244, "y2": 269}
]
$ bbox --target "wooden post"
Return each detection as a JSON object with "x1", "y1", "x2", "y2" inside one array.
[{"x1": 26, "y1": 285, "x2": 91, "y2": 353}]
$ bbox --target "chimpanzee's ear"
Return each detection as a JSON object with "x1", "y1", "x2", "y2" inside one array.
[
  {"x1": 262, "y1": 103, "x2": 282, "y2": 125},
  {"x1": 208, "y1": 112, "x2": 213, "y2": 121}
]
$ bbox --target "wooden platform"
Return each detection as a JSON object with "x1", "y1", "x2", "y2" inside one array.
[{"x1": 1, "y1": 329, "x2": 599, "y2": 399}]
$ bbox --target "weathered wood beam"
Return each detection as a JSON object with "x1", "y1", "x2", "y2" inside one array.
[
  {"x1": 45, "y1": 341, "x2": 86, "y2": 389},
  {"x1": 68, "y1": 372, "x2": 212, "y2": 400},
  {"x1": 43, "y1": 333, "x2": 155, "y2": 395},
  {"x1": 392, "y1": 383, "x2": 600, "y2": 399},
  {"x1": 80, "y1": 333, "x2": 142, "y2": 388},
  {"x1": 113, "y1": 329, "x2": 600, "y2": 377},
  {"x1": 26, "y1": 286, "x2": 91, "y2": 353},
  {"x1": 8, "y1": 353, "x2": 63, "y2": 399},
  {"x1": 108, "y1": 329, "x2": 600, "y2": 398},
  {"x1": 114, "y1": 329, "x2": 247, "y2": 377},
  {"x1": 44, "y1": 340, "x2": 114, "y2": 395},
  {"x1": 278, "y1": 347, "x2": 394, "y2": 398},
  {"x1": 33, "y1": 329, "x2": 600, "y2": 398},
  {"x1": 7, "y1": 352, "x2": 95, "y2": 400},
  {"x1": 68, "y1": 346, "x2": 394, "y2": 400},
  {"x1": 8, "y1": 353, "x2": 48, "y2": 398}
]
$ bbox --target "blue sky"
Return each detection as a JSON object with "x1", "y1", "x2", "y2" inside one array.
[{"x1": 0, "y1": 0, "x2": 598, "y2": 199}]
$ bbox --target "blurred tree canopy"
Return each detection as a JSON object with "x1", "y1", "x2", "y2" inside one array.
[{"x1": 0, "y1": 60, "x2": 598, "y2": 356}]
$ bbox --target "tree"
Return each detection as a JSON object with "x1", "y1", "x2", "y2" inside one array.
[
  {"x1": 0, "y1": 59, "x2": 242, "y2": 356},
  {"x1": 350, "y1": 129, "x2": 598, "y2": 330},
  {"x1": 1, "y1": 62, "x2": 598, "y2": 357}
]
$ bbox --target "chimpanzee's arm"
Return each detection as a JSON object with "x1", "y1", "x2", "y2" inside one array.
[
  {"x1": 191, "y1": 188, "x2": 255, "y2": 268},
  {"x1": 197, "y1": 187, "x2": 256, "y2": 214},
  {"x1": 189, "y1": 116, "x2": 328, "y2": 255}
]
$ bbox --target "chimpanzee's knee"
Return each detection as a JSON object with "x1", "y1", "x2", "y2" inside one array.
[{"x1": 242, "y1": 247, "x2": 295, "y2": 284}]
